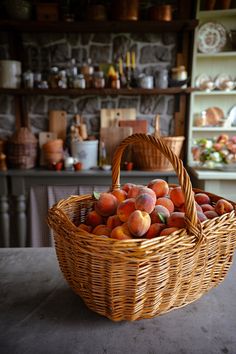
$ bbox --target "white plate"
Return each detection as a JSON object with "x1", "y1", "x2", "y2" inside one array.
[
  {"x1": 226, "y1": 105, "x2": 236, "y2": 127},
  {"x1": 197, "y1": 22, "x2": 227, "y2": 53}
]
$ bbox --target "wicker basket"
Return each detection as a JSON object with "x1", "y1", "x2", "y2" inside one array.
[{"x1": 48, "y1": 134, "x2": 236, "y2": 321}]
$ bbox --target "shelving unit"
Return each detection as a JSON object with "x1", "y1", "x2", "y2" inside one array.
[{"x1": 187, "y1": 0, "x2": 236, "y2": 166}]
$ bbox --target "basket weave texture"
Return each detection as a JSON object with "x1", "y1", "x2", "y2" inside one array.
[
  {"x1": 48, "y1": 134, "x2": 236, "y2": 321},
  {"x1": 132, "y1": 136, "x2": 185, "y2": 171}
]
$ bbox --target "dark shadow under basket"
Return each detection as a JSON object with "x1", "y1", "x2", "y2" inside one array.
[
  {"x1": 48, "y1": 134, "x2": 236, "y2": 321},
  {"x1": 132, "y1": 136, "x2": 185, "y2": 171}
]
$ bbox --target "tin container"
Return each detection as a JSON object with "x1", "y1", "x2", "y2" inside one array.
[{"x1": 138, "y1": 74, "x2": 154, "y2": 89}]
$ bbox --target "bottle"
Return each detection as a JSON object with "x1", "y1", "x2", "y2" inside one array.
[{"x1": 99, "y1": 140, "x2": 108, "y2": 168}]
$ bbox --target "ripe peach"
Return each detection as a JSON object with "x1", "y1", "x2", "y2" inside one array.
[
  {"x1": 194, "y1": 193, "x2": 211, "y2": 205},
  {"x1": 111, "y1": 189, "x2": 127, "y2": 203},
  {"x1": 95, "y1": 192, "x2": 118, "y2": 217},
  {"x1": 197, "y1": 211, "x2": 208, "y2": 222},
  {"x1": 135, "y1": 193, "x2": 156, "y2": 214},
  {"x1": 156, "y1": 197, "x2": 174, "y2": 214},
  {"x1": 107, "y1": 215, "x2": 123, "y2": 229},
  {"x1": 215, "y1": 199, "x2": 234, "y2": 216},
  {"x1": 147, "y1": 179, "x2": 169, "y2": 198},
  {"x1": 201, "y1": 204, "x2": 215, "y2": 212},
  {"x1": 78, "y1": 223, "x2": 93, "y2": 233},
  {"x1": 128, "y1": 210, "x2": 151, "y2": 237},
  {"x1": 117, "y1": 198, "x2": 136, "y2": 222},
  {"x1": 145, "y1": 223, "x2": 166, "y2": 239},
  {"x1": 127, "y1": 184, "x2": 144, "y2": 198},
  {"x1": 110, "y1": 223, "x2": 132, "y2": 240},
  {"x1": 122, "y1": 183, "x2": 136, "y2": 193},
  {"x1": 167, "y1": 212, "x2": 186, "y2": 229},
  {"x1": 160, "y1": 227, "x2": 180, "y2": 236},
  {"x1": 93, "y1": 225, "x2": 111, "y2": 237},
  {"x1": 150, "y1": 205, "x2": 170, "y2": 224},
  {"x1": 170, "y1": 186, "x2": 185, "y2": 208},
  {"x1": 86, "y1": 210, "x2": 103, "y2": 228},
  {"x1": 204, "y1": 211, "x2": 218, "y2": 219},
  {"x1": 195, "y1": 202, "x2": 203, "y2": 213},
  {"x1": 137, "y1": 187, "x2": 156, "y2": 202}
]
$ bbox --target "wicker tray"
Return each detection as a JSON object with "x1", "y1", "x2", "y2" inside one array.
[{"x1": 48, "y1": 133, "x2": 236, "y2": 321}]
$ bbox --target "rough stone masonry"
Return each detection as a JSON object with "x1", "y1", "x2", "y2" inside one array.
[{"x1": 0, "y1": 31, "x2": 177, "y2": 140}]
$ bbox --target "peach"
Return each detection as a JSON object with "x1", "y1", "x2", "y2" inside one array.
[
  {"x1": 128, "y1": 210, "x2": 151, "y2": 237},
  {"x1": 147, "y1": 179, "x2": 169, "y2": 198},
  {"x1": 127, "y1": 184, "x2": 144, "y2": 198},
  {"x1": 145, "y1": 223, "x2": 166, "y2": 239},
  {"x1": 167, "y1": 212, "x2": 186, "y2": 229},
  {"x1": 170, "y1": 186, "x2": 185, "y2": 208},
  {"x1": 201, "y1": 204, "x2": 215, "y2": 212},
  {"x1": 95, "y1": 192, "x2": 118, "y2": 217},
  {"x1": 107, "y1": 215, "x2": 123, "y2": 229},
  {"x1": 156, "y1": 197, "x2": 174, "y2": 213},
  {"x1": 93, "y1": 225, "x2": 111, "y2": 237},
  {"x1": 197, "y1": 211, "x2": 208, "y2": 222},
  {"x1": 78, "y1": 223, "x2": 93, "y2": 233},
  {"x1": 86, "y1": 210, "x2": 103, "y2": 228},
  {"x1": 215, "y1": 199, "x2": 234, "y2": 216},
  {"x1": 110, "y1": 223, "x2": 132, "y2": 240},
  {"x1": 135, "y1": 193, "x2": 156, "y2": 214},
  {"x1": 117, "y1": 198, "x2": 136, "y2": 222},
  {"x1": 194, "y1": 193, "x2": 211, "y2": 205},
  {"x1": 111, "y1": 189, "x2": 127, "y2": 203},
  {"x1": 204, "y1": 211, "x2": 218, "y2": 220},
  {"x1": 160, "y1": 227, "x2": 180, "y2": 236},
  {"x1": 150, "y1": 205, "x2": 170, "y2": 224},
  {"x1": 122, "y1": 183, "x2": 136, "y2": 193},
  {"x1": 137, "y1": 187, "x2": 156, "y2": 202}
]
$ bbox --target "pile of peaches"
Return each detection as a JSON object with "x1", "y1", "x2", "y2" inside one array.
[{"x1": 78, "y1": 179, "x2": 234, "y2": 240}]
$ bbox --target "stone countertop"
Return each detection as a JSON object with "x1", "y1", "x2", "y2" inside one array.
[{"x1": 0, "y1": 247, "x2": 236, "y2": 354}]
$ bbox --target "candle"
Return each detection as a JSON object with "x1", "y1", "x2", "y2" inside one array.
[
  {"x1": 126, "y1": 51, "x2": 131, "y2": 68},
  {"x1": 131, "y1": 51, "x2": 136, "y2": 70}
]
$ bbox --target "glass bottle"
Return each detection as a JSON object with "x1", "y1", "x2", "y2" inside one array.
[{"x1": 99, "y1": 140, "x2": 108, "y2": 168}]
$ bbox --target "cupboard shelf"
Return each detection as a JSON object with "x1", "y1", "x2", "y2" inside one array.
[
  {"x1": 196, "y1": 51, "x2": 236, "y2": 58},
  {"x1": 0, "y1": 87, "x2": 190, "y2": 96},
  {"x1": 192, "y1": 127, "x2": 236, "y2": 132},
  {"x1": 198, "y1": 8, "x2": 236, "y2": 18},
  {"x1": 0, "y1": 19, "x2": 198, "y2": 34}
]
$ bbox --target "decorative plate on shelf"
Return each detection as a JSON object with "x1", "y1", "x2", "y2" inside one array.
[
  {"x1": 197, "y1": 22, "x2": 227, "y2": 53},
  {"x1": 205, "y1": 106, "x2": 224, "y2": 126}
]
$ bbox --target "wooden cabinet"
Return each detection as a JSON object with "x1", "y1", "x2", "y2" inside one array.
[{"x1": 188, "y1": 1, "x2": 236, "y2": 166}]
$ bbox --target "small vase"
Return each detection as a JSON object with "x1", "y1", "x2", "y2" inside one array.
[{"x1": 5, "y1": 0, "x2": 32, "y2": 20}]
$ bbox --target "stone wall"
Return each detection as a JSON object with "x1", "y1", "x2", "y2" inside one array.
[{"x1": 0, "y1": 31, "x2": 177, "y2": 140}]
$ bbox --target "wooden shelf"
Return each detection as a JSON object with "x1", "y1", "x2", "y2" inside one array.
[
  {"x1": 192, "y1": 127, "x2": 236, "y2": 131},
  {"x1": 0, "y1": 87, "x2": 189, "y2": 96},
  {"x1": 198, "y1": 8, "x2": 236, "y2": 18},
  {"x1": 0, "y1": 19, "x2": 198, "y2": 33},
  {"x1": 197, "y1": 51, "x2": 236, "y2": 58},
  {"x1": 192, "y1": 90, "x2": 236, "y2": 96}
]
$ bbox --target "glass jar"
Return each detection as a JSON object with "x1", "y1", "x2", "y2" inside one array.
[
  {"x1": 93, "y1": 71, "x2": 105, "y2": 89},
  {"x1": 23, "y1": 70, "x2": 34, "y2": 88},
  {"x1": 73, "y1": 74, "x2": 86, "y2": 89},
  {"x1": 155, "y1": 69, "x2": 168, "y2": 89},
  {"x1": 48, "y1": 67, "x2": 59, "y2": 88}
]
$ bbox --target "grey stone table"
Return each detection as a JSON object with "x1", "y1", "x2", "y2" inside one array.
[{"x1": 1, "y1": 247, "x2": 236, "y2": 354}]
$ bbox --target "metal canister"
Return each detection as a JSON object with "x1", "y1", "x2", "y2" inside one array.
[{"x1": 138, "y1": 74, "x2": 154, "y2": 89}]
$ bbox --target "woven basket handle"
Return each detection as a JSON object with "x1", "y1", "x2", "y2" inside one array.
[{"x1": 112, "y1": 133, "x2": 202, "y2": 239}]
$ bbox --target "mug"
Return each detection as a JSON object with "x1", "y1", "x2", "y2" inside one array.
[{"x1": 0, "y1": 60, "x2": 22, "y2": 88}]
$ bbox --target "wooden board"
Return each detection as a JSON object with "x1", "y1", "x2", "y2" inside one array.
[
  {"x1": 39, "y1": 131, "x2": 57, "y2": 166},
  {"x1": 100, "y1": 127, "x2": 133, "y2": 164},
  {"x1": 100, "y1": 108, "x2": 136, "y2": 128},
  {"x1": 118, "y1": 119, "x2": 148, "y2": 134},
  {"x1": 49, "y1": 110, "x2": 67, "y2": 141}
]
